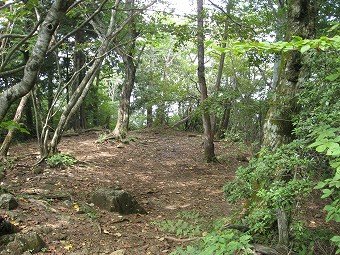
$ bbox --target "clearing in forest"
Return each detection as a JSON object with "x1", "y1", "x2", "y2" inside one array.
[{"x1": 1, "y1": 128, "x2": 247, "y2": 254}]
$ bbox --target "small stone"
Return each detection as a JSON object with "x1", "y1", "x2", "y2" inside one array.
[
  {"x1": 0, "y1": 194, "x2": 18, "y2": 210},
  {"x1": 116, "y1": 143, "x2": 124, "y2": 148},
  {"x1": 32, "y1": 166, "x2": 44, "y2": 174},
  {"x1": 110, "y1": 249, "x2": 126, "y2": 255}
]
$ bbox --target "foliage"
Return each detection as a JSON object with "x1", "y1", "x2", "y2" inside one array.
[
  {"x1": 152, "y1": 211, "x2": 202, "y2": 238},
  {"x1": 45, "y1": 153, "x2": 77, "y2": 168},
  {"x1": 171, "y1": 229, "x2": 253, "y2": 255},
  {"x1": 153, "y1": 211, "x2": 253, "y2": 255},
  {"x1": 223, "y1": 141, "x2": 317, "y2": 249},
  {"x1": 309, "y1": 125, "x2": 340, "y2": 253},
  {"x1": 207, "y1": 35, "x2": 340, "y2": 55},
  {"x1": 0, "y1": 120, "x2": 29, "y2": 134}
]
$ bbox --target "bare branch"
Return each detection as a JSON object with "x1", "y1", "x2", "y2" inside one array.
[
  {"x1": 0, "y1": 65, "x2": 25, "y2": 77},
  {"x1": 0, "y1": 34, "x2": 27, "y2": 40}
]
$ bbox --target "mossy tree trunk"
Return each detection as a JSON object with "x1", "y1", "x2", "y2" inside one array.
[
  {"x1": 262, "y1": 0, "x2": 316, "y2": 151},
  {"x1": 262, "y1": 0, "x2": 316, "y2": 249}
]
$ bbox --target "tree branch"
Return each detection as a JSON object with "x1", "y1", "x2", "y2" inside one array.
[{"x1": 208, "y1": 0, "x2": 256, "y2": 35}]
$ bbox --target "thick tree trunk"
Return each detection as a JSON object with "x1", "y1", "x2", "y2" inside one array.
[
  {"x1": 197, "y1": 0, "x2": 215, "y2": 162},
  {"x1": 262, "y1": 0, "x2": 316, "y2": 151},
  {"x1": 0, "y1": 93, "x2": 30, "y2": 157},
  {"x1": 0, "y1": 0, "x2": 75, "y2": 122},
  {"x1": 261, "y1": 0, "x2": 316, "y2": 248}
]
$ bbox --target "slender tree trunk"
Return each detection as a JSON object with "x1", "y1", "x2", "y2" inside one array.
[
  {"x1": 112, "y1": 53, "x2": 136, "y2": 138},
  {"x1": 0, "y1": 93, "x2": 30, "y2": 157},
  {"x1": 112, "y1": 0, "x2": 137, "y2": 139},
  {"x1": 71, "y1": 31, "x2": 87, "y2": 130},
  {"x1": 146, "y1": 106, "x2": 153, "y2": 127},
  {"x1": 197, "y1": 0, "x2": 215, "y2": 162},
  {"x1": 211, "y1": 1, "x2": 233, "y2": 136},
  {"x1": 217, "y1": 101, "x2": 232, "y2": 138},
  {"x1": 0, "y1": 0, "x2": 75, "y2": 122}
]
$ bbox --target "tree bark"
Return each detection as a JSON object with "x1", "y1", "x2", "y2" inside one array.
[
  {"x1": 0, "y1": 0, "x2": 75, "y2": 122},
  {"x1": 197, "y1": 0, "x2": 215, "y2": 162}
]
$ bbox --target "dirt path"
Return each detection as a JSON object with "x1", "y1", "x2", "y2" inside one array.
[{"x1": 2, "y1": 128, "x2": 245, "y2": 254}]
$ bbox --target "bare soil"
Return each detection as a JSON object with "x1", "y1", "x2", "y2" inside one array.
[{"x1": 1, "y1": 128, "x2": 248, "y2": 255}]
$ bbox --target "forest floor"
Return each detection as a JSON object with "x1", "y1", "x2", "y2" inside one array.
[{"x1": 1, "y1": 128, "x2": 252, "y2": 255}]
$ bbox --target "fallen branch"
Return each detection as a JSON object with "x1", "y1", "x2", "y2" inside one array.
[{"x1": 164, "y1": 236, "x2": 199, "y2": 243}]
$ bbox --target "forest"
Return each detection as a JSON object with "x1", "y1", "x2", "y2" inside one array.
[{"x1": 0, "y1": 0, "x2": 339, "y2": 254}]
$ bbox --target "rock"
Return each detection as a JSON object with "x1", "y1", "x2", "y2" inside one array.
[
  {"x1": 91, "y1": 188, "x2": 147, "y2": 215},
  {"x1": 0, "y1": 216, "x2": 20, "y2": 236},
  {"x1": 32, "y1": 166, "x2": 44, "y2": 174},
  {"x1": 0, "y1": 194, "x2": 18, "y2": 210},
  {"x1": 4, "y1": 232, "x2": 45, "y2": 255},
  {"x1": 110, "y1": 249, "x2": 126, "y2": 255},
  {"x1": 0, "y1": 169, "x2": 6, "y2": 181},
  {"x1": 116, "y1": 143, "x2": 124, "y2": 148}
]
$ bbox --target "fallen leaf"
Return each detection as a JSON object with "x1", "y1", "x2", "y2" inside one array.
[{"x1": 64, "y1": 245, "x2": 73, "y2": 250}]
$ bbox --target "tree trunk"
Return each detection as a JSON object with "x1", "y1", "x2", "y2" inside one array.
[
  {"x1": 217, "y1": 101, "x2": 232, "y2": 138},
  {"x1": 71, "y1": 31, "x2": 87, "y2": 130},
  {"x1": 0, "y1": 0, "x2": 75, "y2": 122},
  {"x1": 197, "y1": 0, "x2": 215, "y2": 162},
  {"x1": 112, "y1": 0, "x2": 137, "y2": 139},
  {"x1": 146, "y1": 106, "x2": 153, "y2": 127},
  {"x1": 261, "y1": 0, "x2": 316, "y2": 248},
  {"x1": 112, "y1": 53, "x2": 136, "y2": 138},
  {"x1": 0, "y1": 93, "x2": 30, "y2": 157},
  {"x1": 262, "y1": 0, "x2": 316, "y2": 151}
]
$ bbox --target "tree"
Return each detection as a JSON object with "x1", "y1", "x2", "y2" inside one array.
[
  {"x1": 197, "y1": 0, "x2": 215, "y2": 162},
  {"x1": 45, "y1": 0, "x2": 156, "y2": 157},
  {"x1": 112, "y1": 0, "x2": 139, "y2": 139},
  {"x1": 262, "y1": 0, "x2": 316, "y2": 151},
  {"x1": 0, "y1": 0, "x2": 75, "y2": 122}
]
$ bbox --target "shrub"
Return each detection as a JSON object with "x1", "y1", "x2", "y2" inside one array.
[{"x1": 46, "y1": 153, "x2": 77, "y2": 168}]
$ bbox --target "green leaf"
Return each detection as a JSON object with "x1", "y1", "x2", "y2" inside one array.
[
  {"x1": 316, "y1": 144, "x2": 327, "y2": 153},
  {"x1": 315, "y1": 181, "x2": 327, "y2": 189},
  {"x1": 321, "y1": 189, "x2": 334, "y2": 198},
  {"x1": 326, "y1": 73, "x2": 340, "y2": 81},
  {"x1": 300, "y1": 44, "x2": 310, "y2": 53}
]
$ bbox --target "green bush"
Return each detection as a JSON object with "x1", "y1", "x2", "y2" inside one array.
[{"x1": 46, "y1": 153, "x2": 77, "y2": 168}]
